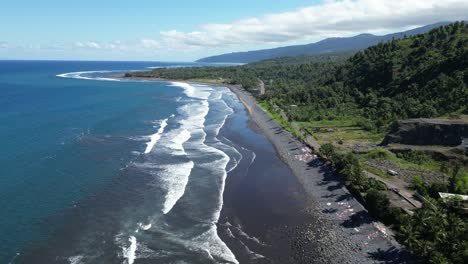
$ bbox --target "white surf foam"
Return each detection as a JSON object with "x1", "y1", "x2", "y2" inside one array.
[
  {"x1": 122, "y1": 236, "x2": 137, "y2": 264},
  {"x1": 57, "y1": 71, "x2": 120, "y2": 82},
  {"x1": 144, "y1": 116, "x2": 172, "y2": 154},
  {"x1": 199, "y1": 146, "x2": 231, "y2": 222},
  {"x1": 170, "y1": 82, "x2": 212, "y2": 100},
  {"x1": 139, "y1": 223, "x2": 152, "y2": 231},
  {"x1": 148, "y1": 223, "x2": 238, "y2": 264},
  {"x1": 153, "y1": 98, "x2": 209, "y2": 215},
  {"x1": 164, "y1": 128, "x2": 191, "y2": 155},
  {"x1": 161, "y1": 86, "x2": 239, "y2": 262},
  {"x1": 67, "y1": 255, "x2": 83, "y2": 264},
  {"x1": 160, "y1": 161, "x2": 195, "y2": 214},
  {"x1": 135, "y1": 222, "x2": 152, "y2": 233},
  {"x1": 186, "y1": 225, "x2": 238, "y2": 263},
  {"x1": 67, "y1": 255, "x2": 84, "y2": 264},
  {"x1": 178, "y1": 101, "x2": 209, "y2": 134},
  {"x1": 127, "y1": 84, "x2": 240, "y2": 263}
]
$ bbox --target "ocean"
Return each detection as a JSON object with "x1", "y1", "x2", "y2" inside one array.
[
  {"x1": 1, "y1": 60, "x2": 306, "y2": 264},
  {"x1": 0, "y1": 60, "x2": 246, "y2": 263}
]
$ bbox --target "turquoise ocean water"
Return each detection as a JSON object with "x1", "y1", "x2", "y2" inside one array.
[{"x1": 0, "y1": 61, "x2": 242, "y2": 263}]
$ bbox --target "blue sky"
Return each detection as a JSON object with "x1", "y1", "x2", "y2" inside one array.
[{"x1": 1, "y1": 0, "x2": 467, "y2": 61}]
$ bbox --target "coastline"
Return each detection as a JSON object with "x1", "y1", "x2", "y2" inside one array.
[
  {"x1": 122, "y1": 76, "x2": 412, "y2": 262},
  {"x1": 224, "y1": 84, "x2": 412, "y2": 262}
]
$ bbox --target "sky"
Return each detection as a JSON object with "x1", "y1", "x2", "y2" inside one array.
[{"x1": 1, "y1": 0, "x2": 467, "y2": 61}]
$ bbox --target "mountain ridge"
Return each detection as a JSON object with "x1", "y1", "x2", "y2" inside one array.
[{"x1": 197, "y1": 22, "x2": 451, "y2": 63}]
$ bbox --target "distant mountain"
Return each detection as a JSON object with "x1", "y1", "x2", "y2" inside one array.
[{"x1": 197, "y1": 22, "x2": 451, "y2": 63}]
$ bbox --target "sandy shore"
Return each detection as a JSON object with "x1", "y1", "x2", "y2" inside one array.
[{"x1": 122, "y1": 76, "x2": 413, "y2": 263}]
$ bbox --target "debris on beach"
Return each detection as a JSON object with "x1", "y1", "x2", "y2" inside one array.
[{"x1": 295, "y1": 147, "x2": 316, "y2": 162}]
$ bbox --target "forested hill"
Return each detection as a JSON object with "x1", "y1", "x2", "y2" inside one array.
[
  {"x1": 197, "y1": 22, "x2": 450, "y2": 63},
  {"x1": 262, "y1": 21, "x2": 468, "y2": 127},
  {"x1": 127, "y1": 21, "x2": 468, "y2": 129}
]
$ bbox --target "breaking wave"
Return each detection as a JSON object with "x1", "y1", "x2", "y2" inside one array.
[
  {"x1": 57, "y1": 71, "x2": 121, "y2": 81},
  {"x1": 144, "y1": 116, "x2": 173, "y2": 154}
]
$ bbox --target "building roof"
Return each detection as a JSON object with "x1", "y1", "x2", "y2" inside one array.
[{"x1": 439, "y1": 192, "x2": 468, "y2": 201}]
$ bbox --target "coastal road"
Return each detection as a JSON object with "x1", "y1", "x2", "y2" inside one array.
[{"x1": 364, "y1": 171, "x2": 422, "y2": 209}]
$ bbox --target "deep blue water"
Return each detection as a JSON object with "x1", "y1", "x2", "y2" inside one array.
[{"x1": 0, "y1": 61, "x2": 242, "y2": 263}]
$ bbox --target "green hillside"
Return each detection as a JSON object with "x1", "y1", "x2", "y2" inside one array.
[{"x1": 128, "y1": 22, "x2": 468, "y2": 130}]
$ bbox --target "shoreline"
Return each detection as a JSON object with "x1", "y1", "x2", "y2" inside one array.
[
  {"x1": 122, "y1": 76, "x2": 412, "y2": 262},
  {"x1": 223, "y1": 84, "x2": 412, "y2": 263}
]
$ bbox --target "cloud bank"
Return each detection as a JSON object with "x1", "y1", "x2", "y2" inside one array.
[
  {"x1": 151, "y1": 0, "x2": 468, "y2": 49},
  {"x1": 3, "y1": 0, "x2": 468, "y2": 58}
]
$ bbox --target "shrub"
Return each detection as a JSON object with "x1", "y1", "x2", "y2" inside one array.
[
  {"x1": 366, "y1": 178, "x2": 388, "y2": 191},
  {"x1": 366, "y1": 149, "x2": 393, "y2": 160},
  {"x1": 365, "y1": 189, "x2": 391, "y2": 221},
  {"x1": 411, "y1": 176, "x2": 428, "y2": 195},
  {"x1": 397, "y1": 150, "x2": 430, "y2": 165},
  {"x1": 319, "y1": 143, "x2": 336, "y2": 160}
]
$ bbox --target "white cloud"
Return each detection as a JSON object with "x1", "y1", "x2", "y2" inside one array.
[
  {"x1": 151, "y1": 0, "x2": 468, "y2": 48},
  {"x1": 45, "y1": 0, "x2": 468, "y2": 54},
  {"x1": 75, "y1": 41, "x2": 102, "y2": 49},
  {"x1": 140, "y1": 39, "x2": 161, "y2": 49},
  {"x1": 0, "y1": 42, "x2": 8, "y2": 49}
]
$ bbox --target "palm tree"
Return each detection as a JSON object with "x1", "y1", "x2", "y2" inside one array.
[{"x1": 398, "y1": 224, "x2": 421, "y2": 251}]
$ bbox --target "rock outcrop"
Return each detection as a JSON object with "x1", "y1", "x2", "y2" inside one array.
[{"x1": 382, "y1": 118, "x2": 468, "y2": 146}]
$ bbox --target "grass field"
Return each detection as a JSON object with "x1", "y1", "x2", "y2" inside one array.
[{"x1": 297, "y1": 120, "x2": 385, "y2": 147}]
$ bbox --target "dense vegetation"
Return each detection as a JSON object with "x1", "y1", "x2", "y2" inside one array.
[
  {"x1": 247, "y1": 51, "x2": 355, "y2": 66},
  {"x1": 128, "y1": 22, "x2": 468, "y2": 130},
  {"x1": 266, "y1": 21, "x2": 468, "y2": 128}
]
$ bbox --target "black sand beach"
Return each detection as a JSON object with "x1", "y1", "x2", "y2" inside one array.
[{"x1": 217, "y1": 84, "x2": 413, "y2": 263}]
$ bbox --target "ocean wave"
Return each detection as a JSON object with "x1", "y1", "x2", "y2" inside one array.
[
  {"x1": 67, "y1": 255, "x2": 84, "y2": 264},
  {"x1": 198, "y1": 145, "x2": 231, "y2": 222},
  {"x1": 170, "y1": 82, "x2": 212, "y2": 100},
  {"x1": 159, "y1": 161, "x2": 195, "y2": 214},
  {"x1": 122, "y1": 236, "x2": 137, "y2": 264},
  {"x1": 122, "y1": 84, "x2": 239, "y2": 263},
  {"x1": 178, "y1": 101, "x2": 209, "y2": 132},
  {"x1": 219, "y1": 137, "x2": 243, "y2": 173},
  {"x1": 144, "y1": 116, "x2": 173, "y2": 154},
  {"x1": 56, "y1": 71, "x2": 121, "y2": 82},
  {"x1": 137, "y1": 222, "x2": 152, "y2": 231},
  {"x1": 180, "y1": 225, "x2": 238, "y2": 263},
  {"x1": 156, "y1": 97, "x2": 209, "y2": 215},
  {"x1": 140, "y1": 222, "x2": 238, "y2": 264},
  {"x1": 166, "y1": 128, "x2": 191, "y2": 155}
]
